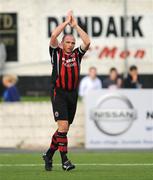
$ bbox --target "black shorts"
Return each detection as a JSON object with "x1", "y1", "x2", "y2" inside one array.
[{"x1": 50, "y1": 87, "x2": 78, "y2": 124}]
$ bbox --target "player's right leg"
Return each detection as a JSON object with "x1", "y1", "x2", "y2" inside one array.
[
  {"x1": 42, "y1": 129, "x2": 58, "y2": 171},
  {"x1": 43, "y1": 88, "x2": 75, "y2": 171},
  {"x1": 42, "y1": 88, "x2": 60, "y2": 171}
]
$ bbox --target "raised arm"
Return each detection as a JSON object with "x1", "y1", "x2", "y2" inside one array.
[
  {"x1": 70, "y1": 15, "x2": 90, "y2": 51},
  {"x1": 50, "y1": 11, "x2": 72, "y2": 47}
]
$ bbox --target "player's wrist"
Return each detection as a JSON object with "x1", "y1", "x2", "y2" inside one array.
[
  {"x1": 73, "y1": 24, "x2": 78, "y2": 29},
  {"x1": 64, "y1": 20, "x2": 69, "y2": 26}
]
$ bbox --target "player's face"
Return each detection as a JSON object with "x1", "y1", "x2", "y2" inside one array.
[{"x1": 63, "y1": 35, "x2": 75, "y2": 53}]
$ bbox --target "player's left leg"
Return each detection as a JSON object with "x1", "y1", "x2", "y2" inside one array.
[
  {"x1": 58, "y1": 90, "x2": 78, "y2": 170},
  {"x1": 57, "y1": 120, "x2": 75, "y2": 171},
  {"x1": 57, "y1": 120, "x2": 69, "y2": 164}
]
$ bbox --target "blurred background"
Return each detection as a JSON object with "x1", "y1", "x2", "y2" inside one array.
[{"x1": 0, "y1": 0, "x2": 153, "y2": 151}]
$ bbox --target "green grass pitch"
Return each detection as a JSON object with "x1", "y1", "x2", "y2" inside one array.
[{"x1": 0, "y1": 151, "x2": 153, "y2": 180}]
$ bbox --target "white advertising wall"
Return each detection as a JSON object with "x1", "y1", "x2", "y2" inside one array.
[
  {"x1": 85, "y1": 89, "x2": 153, "y2": 149},
  {"x1": 0, "y1": 0, "x2": 153, "y2": 75}
]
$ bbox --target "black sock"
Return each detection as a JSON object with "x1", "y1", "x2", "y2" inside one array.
[
  {"x1": 57, "y1": 131, "x2": 68, "y2": 164},
  {"x1": 46, "y1": 148, "x2": 56, "y2": 160},
  {"x1": 60, "y1": 152, "x2": 68, "y2": 164},
  {"x1": 46, "y1": 130, "x2": 58, "y2": 160}
]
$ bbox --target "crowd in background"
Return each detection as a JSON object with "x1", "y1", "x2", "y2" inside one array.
[
  {"x1": 79, "y1": 65, "x2": 142, "y2": 98},
  {"x1": 0, "y1": 75, "x2": 20, "y2": 102},
  {"x1": 0, "y1": 65, "x2": 142, "y2": 102},
  {"x1": 0, "y1": 41, "x2": 20, "y2": 102},
  {"x1": 0, "y1": 38, "x2": 145, "y2": 102}
]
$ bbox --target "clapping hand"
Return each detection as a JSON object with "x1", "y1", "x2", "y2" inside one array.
[
  {"x1": 70, "y1": 15, "x2": 77, "y2": 28},
  {"x1": 65, "y1": 10, "x2": 77, "y2": 28},
  {"x1": 65, "y1": 10, "x2": 73, "y2": 24}
]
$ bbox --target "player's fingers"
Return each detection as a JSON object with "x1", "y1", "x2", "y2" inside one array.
[{"x1": 67, "y1": 10, "x2": 73, "y2": 18}]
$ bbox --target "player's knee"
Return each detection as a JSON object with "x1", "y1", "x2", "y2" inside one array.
[
  {"x1": 58, "y1": 126, "x2": 69, "y2": 132},
  {"x1": 57, "y1": 120, "x2": 69, "y2": 132}
]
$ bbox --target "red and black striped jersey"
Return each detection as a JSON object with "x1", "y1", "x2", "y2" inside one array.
[{"x1": 49, "y1": 46, "x2": 86, "y2": 91}]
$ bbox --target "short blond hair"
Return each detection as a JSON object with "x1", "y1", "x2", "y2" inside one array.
[{"x1": 2, "y1": 74, "x2": 18, "y2": 85}]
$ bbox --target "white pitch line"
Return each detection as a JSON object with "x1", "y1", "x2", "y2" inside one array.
[{"x1": 0, "y1": 163, "x2": 153, "y2": 167}]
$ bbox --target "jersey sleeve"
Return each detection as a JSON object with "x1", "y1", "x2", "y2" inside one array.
[
  {"x1": 75, "y1": 46, "x2": 87, "y2": 63},
  {"x1": 49, "y1": 46, "x2": 60, "y2": 65}
]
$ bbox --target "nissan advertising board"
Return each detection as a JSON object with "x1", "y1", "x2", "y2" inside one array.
[{"x1": 85, "y1": 90, "x2": 153, "y2": 149}]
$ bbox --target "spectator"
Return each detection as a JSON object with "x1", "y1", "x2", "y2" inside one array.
[
  {"x1": 103, "y1": 67, "x2": 122, "y2": 89},
  {"x1": 79, "y1": 67, "x2": 102, "y2": 98},
  {"x1": 124, "y1": 65, "x2": 142, "y2": 88},
  {"x1": 0, "y1": 41, "x2": 7, "y2": 99},
  {"x1": 2, "y1": 74, "x2": 20, "y2": 102},
  {"x1": 0, "y1": 41, "x2": 7, "y2": 71},
  {"x1": 117, "y1": 77, "x2": 123, "y2": 88}
]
